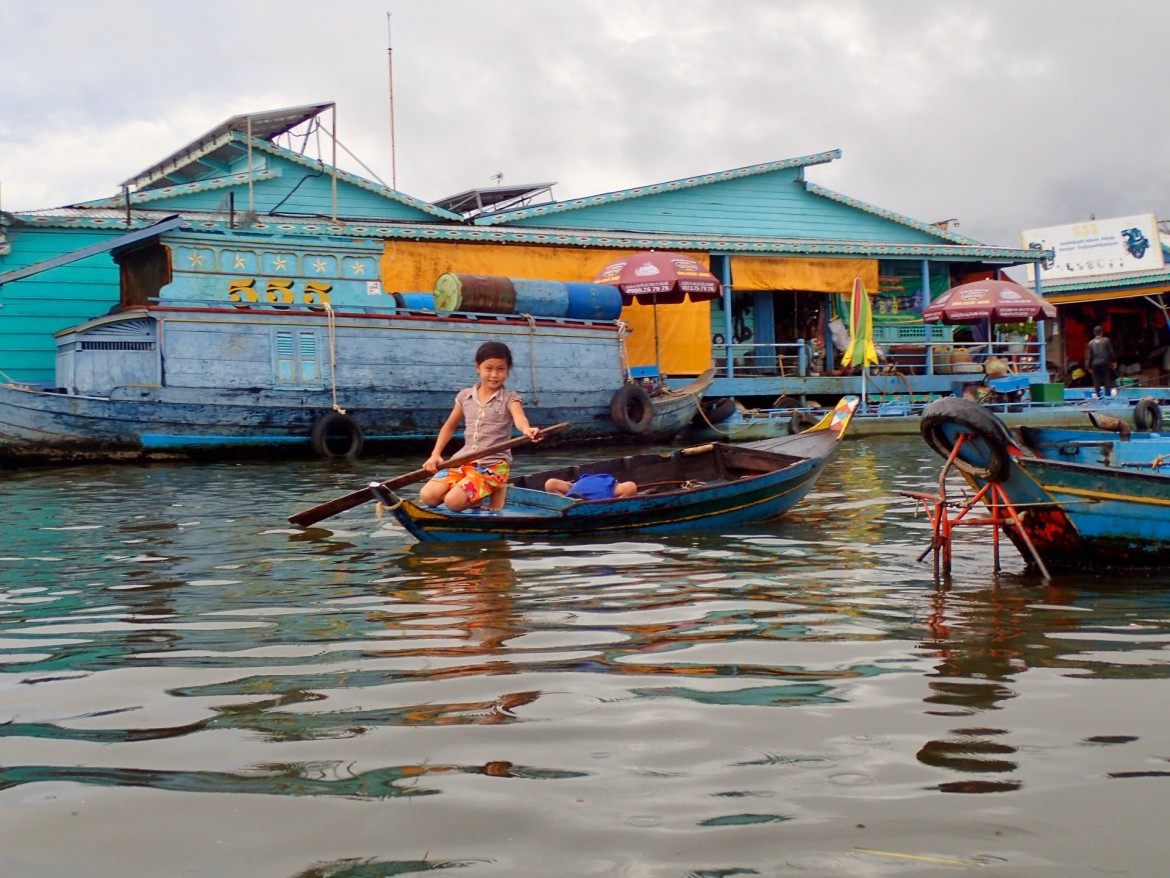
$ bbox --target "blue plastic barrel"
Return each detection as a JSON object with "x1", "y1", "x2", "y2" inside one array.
[
  {"x1": 565, "y1": 282, "x2": 623, "y2": 321},
  {"x1": 394, "y1": 292, "x2": 435, "y2": 310},
  {"x1": 512, "y1": 278, "x2": 570, "y2": 318},
  {"x1": 509, "y1": 279, "x2": 623, "y2": 320}
]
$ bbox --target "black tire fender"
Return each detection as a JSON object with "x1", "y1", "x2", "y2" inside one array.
[
  {"x1": 788, "y1": 410, "x2": 822, "y2": 434},
  {"x1": 920, "y1": 397, "x2": 1012, "y2": 482},
  {"x1": 1134, "y1": 398, "x2": 1163, "y2": 432},
  {"x1": 310, "y1": 412, "x2": 365, "y2": 460},
  {"x1": 610, "y1": 384, "x2": 655, "y2": 435},
  {"x1": 700, "y1": 397, "x2": 736, "y2": 424}
]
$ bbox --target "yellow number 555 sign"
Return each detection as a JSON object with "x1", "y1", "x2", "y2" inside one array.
[{"x1": 227, "y1": 278, "x2": 333, "y2": 309}]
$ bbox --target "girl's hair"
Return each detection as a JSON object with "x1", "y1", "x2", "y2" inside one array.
[{"x1": 475, "y1": 341, "x2": 513, "y2": 367}]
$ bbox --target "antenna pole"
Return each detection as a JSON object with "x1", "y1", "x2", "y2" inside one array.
[{"x1": 387, "y1": 12, "x2": 398, "y2": 190}]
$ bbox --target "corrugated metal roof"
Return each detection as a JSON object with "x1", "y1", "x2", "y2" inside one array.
[
  {"x1": 120, "y1": 102, "x2": 335, "y2": 190},
  {"x1": 434, "y1": 183, "x2": 556, "y2": 217},
  {"x1": 2, "y1": 207, "x2": 1045, "y2": 261}
]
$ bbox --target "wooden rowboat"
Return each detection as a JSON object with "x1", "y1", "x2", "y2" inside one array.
[{"x1": 375, "y1": 396, "x2": 859, "y2": 542}]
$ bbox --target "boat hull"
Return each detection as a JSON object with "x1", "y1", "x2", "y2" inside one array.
[
  {"x1": 918, "y1": 397, "x2": 1170, "y2": 570},
  {"x1": 1015, "y1": 456, "x2": 1170, "y2": 566},
  {"x1": 0, "y1": 380, "x2": 704, "y2": 465},
  {"x1": 0, "y1": 312, "x2": 711, "y2": 464},
  {"x1": 688, "y1": 399, "x2": 1143, "y2": 442},
  {"x1": 387, "y1": 460, "x2": 828, "y2": 542},
  {"x1": 381, "y1": 397, "x2": 858, "y2": 542},
  {"x1": 0, "y1": 382, "x2": 602, "y2": 463}
]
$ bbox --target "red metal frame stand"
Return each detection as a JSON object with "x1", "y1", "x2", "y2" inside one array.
[{"x1": 903, "y1": 433, "x2": 1052, "y2": 581}]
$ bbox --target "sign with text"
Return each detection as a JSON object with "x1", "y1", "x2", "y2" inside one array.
[{"x1": 1021, "y1": 213, "x2": 1163, "y2": 281}]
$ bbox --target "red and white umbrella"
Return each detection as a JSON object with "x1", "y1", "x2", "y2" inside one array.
[
  {"x1": 923, "y1": 278, "x2": 1056, "y2": 325},
  {"x1": 593, "y1": 251, "x2": 722, "y2": 305}
]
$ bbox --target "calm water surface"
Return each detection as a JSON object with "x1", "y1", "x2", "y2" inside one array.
[{"x1": 2, "y1": 437, "x2": 1168, "y2": 877}]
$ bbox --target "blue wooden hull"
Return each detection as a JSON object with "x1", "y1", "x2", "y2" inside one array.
[
  {"x1": 1015, "y1": 456, "x2": 1170, "y2": 566},
  {"x1": 688, "y1": 398, "x2": 1144, "y2": 442},
  {"x1": 919, "y1": 398, "x2": 1170, "y2": 569},
  {"x1": 0, "y1": 381, "x2": 606, "y2": 463},
  {"x1": 0, "y1": 307, "x2": 709, "y2": 464},
  {"x1": 1017, "y1": 425, "x2": 1170, "y2": 470},
  {"x1": 381, "y1": 398, "x2": 858, "y2": 542}
]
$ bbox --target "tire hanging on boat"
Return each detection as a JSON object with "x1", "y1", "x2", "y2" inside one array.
[
  {"x1": 310, "y1": 412, "x2": 365, "y2": 460},
  {"x1": 1133, "y1": 398, "x2": 1163, "y2": 432},
  {"x1": 610, "y1": 383, "x2": 655, "y2": 435},
  {"x1": 700, "y1": 397, "x2": 736, "y2": 425},
  {"x1": 919, "y1": 397, "x2": 1011, "y2": 482}
]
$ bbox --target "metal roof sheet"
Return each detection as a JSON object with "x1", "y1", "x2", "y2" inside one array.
[
  {"x1": 2, "y1": 207, "x2": 1045, "y2": 261},
  {"x1": 120, "y1": 102, "x2": 335, "y2": 190},
  {"x1": 433, "y1": 183, "x2": 556, "y2": 217}
]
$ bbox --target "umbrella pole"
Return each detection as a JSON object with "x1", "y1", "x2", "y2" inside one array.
[
  {"x1": 653, "y1": 300, "x2": 663, "y2": 382},
  {"x1": 861, "y1": 365, "x2": 868, "y2": 408}
]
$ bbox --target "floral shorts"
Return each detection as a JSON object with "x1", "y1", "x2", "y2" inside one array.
[{"x1": 432, "y1": 461, "x2": 511, "y2": 504}]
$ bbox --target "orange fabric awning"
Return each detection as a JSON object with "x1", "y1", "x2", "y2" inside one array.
[{"x1": 730, "y1": 256, "x2": 877, "y2": 292}]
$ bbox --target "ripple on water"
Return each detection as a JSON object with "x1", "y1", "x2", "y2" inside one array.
[{"x1": 3, "y1": 446, "x2": 1170, "y2": 876}]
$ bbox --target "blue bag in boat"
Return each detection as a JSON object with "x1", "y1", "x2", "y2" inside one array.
[{"x1": 567, "y1": 473, "x2": 618, "y2": 500}]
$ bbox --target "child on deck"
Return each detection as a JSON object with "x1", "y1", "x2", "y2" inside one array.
[
  {"x1": 420, "y1": 341, "x2": 541, "y2": 512},
  {"x1": 545, "y1": 473, "x2": 637, "y2": 500}
]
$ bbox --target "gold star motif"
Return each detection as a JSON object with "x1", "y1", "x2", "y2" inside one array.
[
  {"x1": 233, "y1": 254, "x2": 247, "y2": 269},
  {"x1": 272, "y1": 256, "x2": 288, "y2": 272},
  {"x1": 352, "y1": 261, "x2": 366, "y2": 275},
  {"x1": 312, "y1": 258, "x2": 328, "y2": 273},
  {"x1": 188, "y1": 251, "x2": 205, "y2": 268}
]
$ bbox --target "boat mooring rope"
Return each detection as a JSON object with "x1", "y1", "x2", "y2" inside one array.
[
  {"x1": 520, "y1": 313, "x2": 540, "y2": 405},
  {"x1": 616, "y1": 321, "x2": 631, "y2": 380},
  {"x1": 324, "y1": 302, "x2": 346, "y2": 414}
]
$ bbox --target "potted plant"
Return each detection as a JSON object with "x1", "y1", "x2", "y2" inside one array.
[{"x1": 1000, "y1": 320, "x2": 1035, "y2": 352}]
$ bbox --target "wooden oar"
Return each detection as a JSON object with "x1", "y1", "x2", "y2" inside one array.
[{"x1": 288, "y1": 422, "x2": 571, "y2": 527}]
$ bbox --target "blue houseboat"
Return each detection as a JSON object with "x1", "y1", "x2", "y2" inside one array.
[{"x1": 0, "y1": 222, "x2": 718, "y2": 462}]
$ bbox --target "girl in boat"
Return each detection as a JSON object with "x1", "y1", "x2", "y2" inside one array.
[{"x1": 420, "y1": 341, "x2": 541, "y2": 512}]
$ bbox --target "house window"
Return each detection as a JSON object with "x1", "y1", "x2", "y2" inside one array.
[{"x1": 273, "y1": 329, "x2": 323, "y2": 388}]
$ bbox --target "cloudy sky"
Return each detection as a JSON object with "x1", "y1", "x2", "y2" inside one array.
[{"x1": 2, "y1": 0, "x2": 1168, "y2": 248}]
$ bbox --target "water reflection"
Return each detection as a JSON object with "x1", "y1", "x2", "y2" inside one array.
[
  {"x1": 914, "y1": 579, "x2": 1170, "y2": 793},
  {"x1": 3, "y1": 445, "x2": 1170, "y2": 874},
  {"x1": 0, "y1": 758, "x2": 584, "y2": 799}
]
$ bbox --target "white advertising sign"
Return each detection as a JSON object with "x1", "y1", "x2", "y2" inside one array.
[{"x1": 1020, "y1": 213, "x2": 1164, "y2": 281}]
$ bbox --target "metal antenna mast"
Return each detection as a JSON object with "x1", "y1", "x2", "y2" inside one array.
[{"x1": 387, "y1": 12, "x2": 398, "y2": 190}]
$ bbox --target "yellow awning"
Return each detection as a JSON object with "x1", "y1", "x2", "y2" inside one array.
[{"x1": 730, "y1": 256, "x2": 878, "y2": 292}]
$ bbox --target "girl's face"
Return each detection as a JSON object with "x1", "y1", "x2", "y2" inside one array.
[{"x1": 476, "y1": 357, "x2": 510, "y2": 391}]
